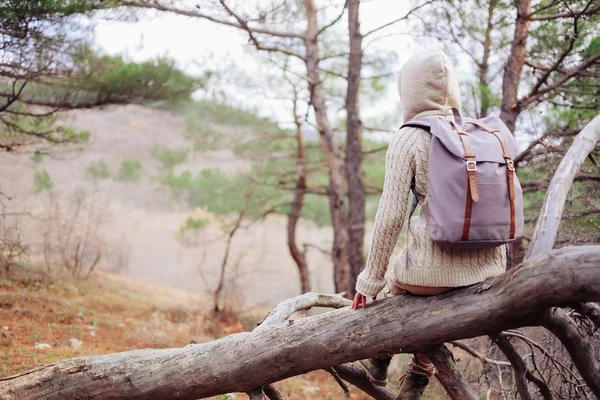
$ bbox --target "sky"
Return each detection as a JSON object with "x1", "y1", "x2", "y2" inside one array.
[{"x1": 92, "y1": 1, "x2": 471, "y2": 135}]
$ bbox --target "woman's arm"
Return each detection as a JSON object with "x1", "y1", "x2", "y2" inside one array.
[{"x1": 355, "y1": 128, "x2": 420, "y2": 298}]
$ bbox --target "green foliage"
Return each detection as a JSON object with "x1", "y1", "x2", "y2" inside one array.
[
  {"x1": 31, "y1": 152, "x2": 43, "y2": 164},
  {"x1": 185, "y1": 100, "x2": 270, "y2": 128},
  {"x1": 71, "y1": 47, "x2": 203, "y2": 104},
  {"x1": 0, "y1": 0, "x2": 204, "y2": 151},
  {"x1": 33, "y1": 169, "x2": 53, "y2": 194},
  {"x1": 181, "y1": 217, "x2": 209, "y2": 232},
  {"x1": 151, "y1": 144, "x2": 188, "y2": 169},
  {"x1": 583, "y1": 36, "x2": 600, "y2": 58},
  {"x1": 87, "y1": 159, "x2": 111, "y2": 179},
  {"x1": 157, "y1": 167, "x2": 289, "y2": 222},
  {"x1": 118, "y1": 158, "x2": 142, "y2": 182}
]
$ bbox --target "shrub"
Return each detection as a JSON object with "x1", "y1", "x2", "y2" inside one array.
[
  {"x1": 33, "y1": 169, "x2": 53, "y2": 193},
  {"x1": 87, "y1": 159, "x2": 111, "y2": 179},
  {"x1": 151, "y1": 143, "x2": 188, "y2": 168},
  {"x1": 118, "y1": 158, "x2": 142, "y2": 182}
]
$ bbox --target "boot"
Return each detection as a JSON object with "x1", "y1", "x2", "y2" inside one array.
[
  {"x1": 358, "y1": 357, "x2": 392, "y2": 386},
  {"x1": 396, "y1": 370, "x2": 429, "y2": 400}
]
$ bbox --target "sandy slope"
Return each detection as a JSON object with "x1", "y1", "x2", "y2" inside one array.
[{"x1": 0, "y1": 105, "x2": 339, "y2": 309}]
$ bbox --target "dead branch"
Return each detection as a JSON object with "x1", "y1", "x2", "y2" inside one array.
[
  {"x1": 263, "y1": 385, "x2": 285, "y2": 400},
  {"x1": 449, "y1": 341, "x2": 511, "y2": 366},
  {"x1": 540, "y1": 308, "x2": 600, "y2": 397},
  {"x1": 248, "y1": 388, "x2": 266, "y2": 399},
  {"x1": 331, "y1": 364, "x2": 396, "y2": 400},
  {"x1": 1, "y1": 246, "x2": 599, "y2": 399},
  {"x1": 521, "y1": 173, "x2": 600, "y2": 193},
  {"x1": 119, "y1": 0, "x2": 304, "y2": 39},
  {"x1": 527, "y1": 115, "x2": 600, "y2": 259},
  {"x1": 493, "y1": 333, "x2": 553, "y2": 400},
  {"x1": 572, "y1": 302, "x2": 600, "y2": 328},
  {"x1": 529, "y1": 3, "x2": 600, "y2": 20},
  {"x1": 426, "y1": 344, "x2": 478, "y2": 400},
  {"x1": 325, "y1": 367, "x2": 350, "y2": 397}
]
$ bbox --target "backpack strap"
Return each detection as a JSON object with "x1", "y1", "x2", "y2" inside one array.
[
  {"x1": 400, "y1": 120, "x2": 431, "y2": 131},
  {"x1": 448, "y1": 120, "x2": 479, "y2": 241},
  {"x1": 409, "y1": 177, "x2": 419, "y2": 220},
  {"x1": 466, "y1": 121, "x2": 517, "y2": 239}
]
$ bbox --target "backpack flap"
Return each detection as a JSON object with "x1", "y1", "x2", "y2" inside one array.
[{"x1": 424, "y1": 116, "x2": 517, "y2": 164}]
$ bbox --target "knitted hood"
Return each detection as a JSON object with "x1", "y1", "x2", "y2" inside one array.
[{"x1": 397, "y1": 50, "x2": 462, "y2": 122}]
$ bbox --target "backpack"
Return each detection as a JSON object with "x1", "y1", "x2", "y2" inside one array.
[{"x1": 401, "y1": 107, "x2": 524, "y2": 249}]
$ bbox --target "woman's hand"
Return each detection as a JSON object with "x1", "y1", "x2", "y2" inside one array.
[{"x1": 352, "y1": 292, "x2": 367, "y2": 309}]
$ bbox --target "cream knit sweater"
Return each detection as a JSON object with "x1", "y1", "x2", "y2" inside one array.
[{"x1": 356, "y1": 50, "x2": 506, "y2": 298}]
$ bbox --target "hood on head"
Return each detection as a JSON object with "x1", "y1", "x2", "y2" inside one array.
[{"x1": 397, "y1": 49, "x2": 461, "y2": 122}]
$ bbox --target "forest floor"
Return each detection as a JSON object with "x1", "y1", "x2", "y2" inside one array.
[{"x1": 0, "y1": 265, "x2": 450, "y2": 399}]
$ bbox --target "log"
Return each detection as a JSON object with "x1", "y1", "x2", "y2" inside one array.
[
  {"x1": 527, "y1": 115, "x2": 600, "y2": 260},
  {"x1": 524, "y1": 114, "x2": 600, "y2": 396},
  {"x1": 1, "y1": 246, "x2": 599, "y2": 400}
]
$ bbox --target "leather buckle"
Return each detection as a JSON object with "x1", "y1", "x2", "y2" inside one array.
[
  {"x1": 506, "y1": 159, "x2": 515, "y2": 171},
  {"x1": 466, "y1": 160, "x2": 477, "y2": 172}
]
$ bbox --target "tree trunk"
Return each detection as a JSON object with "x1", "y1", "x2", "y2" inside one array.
[
  {"x1": 501, "y1": 0, "x2": 531, "y2": 267},
  {"x1": 303, "y1": 0, "x2": 352, "y2": 296},
  {"x1": 478, "y1": 0, "x2": 495, "y2": 118},
  {"x1": 500, "y1": 0, "x2": 531, "y2": 133},
  {"x1": 2, "y1": 246, "x2": 599, "y2": 400},
  {"x1": 288, "y1": 107, "x2": 310, "y2": 294},
  {"x1": 345, "y1": 0, "x2": 365, "y2": 296}
]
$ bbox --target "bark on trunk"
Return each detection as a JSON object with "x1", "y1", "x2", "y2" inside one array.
[
  {"x1": 527, "y1": 115, "x2": 600, "y2": 259},
  {"x1": 426, "y1": 345, "x2": 478, "y2": 400},
  {"x1": 303, "y1": 0, "x2": 352, "y2": 296},
  {"x1": 500, "y1": 0, "x2": 531, "y2": 133},
  {"x1": 345, "y1": 0, "x2": 365, "y2": 295},
  {"x1": 501, "y1": 0, "x2": 531, "y2": 267},
  {"x1": 478, "y1": 0, "x2": 495, "y2": 118},
  {"x1": 287, "y1": 97, "x2": 310, "y2": 293},
  {"x1": 2, "y1": 246, "x2": 599, "y2": 400}
]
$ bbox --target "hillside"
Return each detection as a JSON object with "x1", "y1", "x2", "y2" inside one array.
[
  {"x1": 0, "y1": 104, "x2": 340, "y2": 311},
  {"x1": 0, "y1": 265, "x2": 441, "y2": 399}
]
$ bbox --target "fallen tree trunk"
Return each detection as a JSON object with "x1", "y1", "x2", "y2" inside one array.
[{"x1": 1, "y1": 246, "x2": 599, "y2": 400}]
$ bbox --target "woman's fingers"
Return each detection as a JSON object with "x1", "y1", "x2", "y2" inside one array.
[
  {"x1": 351, "y1": 294, "x2": 359, "y2": 309},
  {"x1": 361, "y1": 294, "x2": 367, "y2": 309}
]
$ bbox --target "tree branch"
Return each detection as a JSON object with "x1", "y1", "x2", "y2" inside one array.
[
  {"x1": 363, "y1": 0, "x2": 436, "y2": 37},
  {"x1": 520, "y1": 53, "x2": 600, "y2": 107},
  {"x1": 529, "y1": 3, "x2": 600, "y2": 20},
  {"x1": 541, "y1": 308, "x2": 600, "y2": 397},
  {"x1": 571, "y1": 302, "x2": 600, "y2": 328},
  {"x1": 119, "y1": 0, "x2": 305, "y2": 39},
  {"x1": 527, "y1": 115, "x2": 600, "y2": 258},
  {"x1": 2, "y1": 246, "x2": 600, "y2": 399},
  {"x1": 317, "y1": 0, "x2": 348, "y2": 36},
  {"x1": 493, "y1": 333, "x2": 543, "y2": 400},
  {"x1": 449, "y1": 341, "x2": 511, "y2": 366},
  {"x1": 426, "y1": 344, "x2": 478, "y2": 400},
  {"x1": 217, "y1": 0, "x2": 306, "y2": 60}
]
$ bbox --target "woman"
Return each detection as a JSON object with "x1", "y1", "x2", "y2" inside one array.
[{"x1": 351, "y1": 50, "x2": 507, "y2": 399}]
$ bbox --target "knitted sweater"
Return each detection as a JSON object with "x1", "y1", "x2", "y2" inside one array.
[{"x1": 355, "y1": 50, "x2": 506, "y2": 298}]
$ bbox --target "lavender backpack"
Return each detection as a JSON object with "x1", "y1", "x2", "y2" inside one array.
[{"x1": 402, "y1": 108, "x2": 524, "y2": 249}]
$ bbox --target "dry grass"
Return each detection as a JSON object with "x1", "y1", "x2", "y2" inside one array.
[{"x1": 0, "y1": 266, "x2": 453, "y2": 399}]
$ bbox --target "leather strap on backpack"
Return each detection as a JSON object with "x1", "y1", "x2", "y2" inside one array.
[
  {"x1": 450, "y1": 120, "x2": 478, "y2": 241},
  {"x1": 489, "y1": 130, "x2": 516, "y2": 239},
  {"x1": 467, "y1": 120, "x2": 516, "y2": 239}
]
